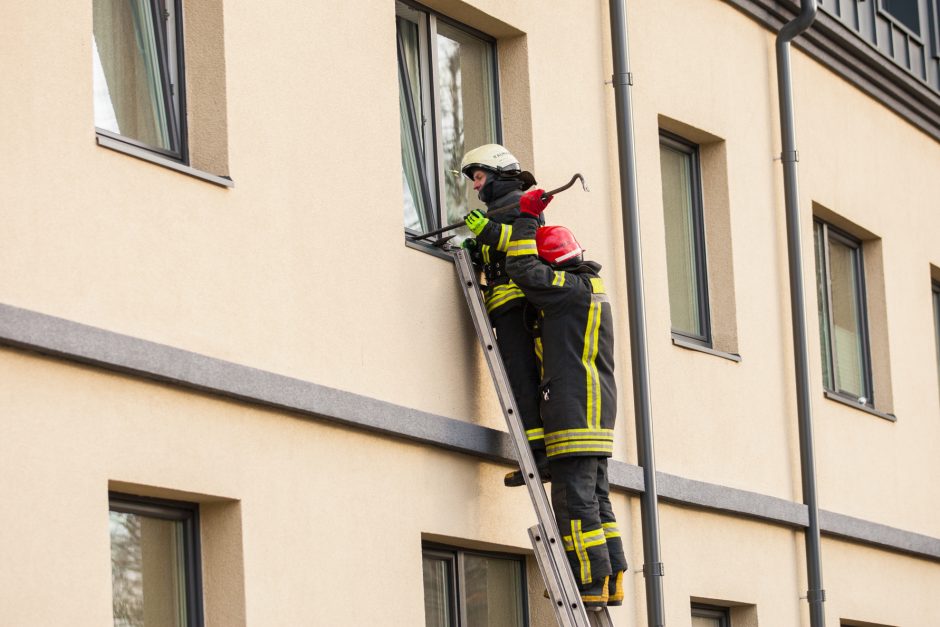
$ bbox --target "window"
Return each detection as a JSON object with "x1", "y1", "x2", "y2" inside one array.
[
  {"x1": 422, "y1": 544, "x2": 526, "y2": 627},
  {"x1": 880, "y1": 0, "x2": 921, "y2": 35},
  {"x1": 109, "y1": 493, "x2": 203, "y2": 627},
  {"x1": 396, "y1": 1, "x2": 500, "y2": 237},
  {"x1": 93, "y1": 0, "x2": 186, "y2": 161},
  {"x1": 659, "y1": 131, "x2": 710, "y2": 344},
  {"x1": 814, "y1": 220, "x2": 873, "y2": 404},
  {"x1": 692, "y1": 604, "x2": 730, "y2": 627}
]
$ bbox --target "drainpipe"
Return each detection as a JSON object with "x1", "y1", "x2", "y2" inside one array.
[
  {"x1": 607, "y1": 1, "x2": 666, "y2": 626},
  {"x1": 775, "y1": 2, "x2": 826, "y2": 626}
]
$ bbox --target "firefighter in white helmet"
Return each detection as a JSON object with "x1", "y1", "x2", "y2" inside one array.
[{"x1": 459, "y1": 144, "x2": 547, "y2": 487}]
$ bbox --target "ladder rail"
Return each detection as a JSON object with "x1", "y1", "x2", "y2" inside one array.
[{"x1": 453, "y1": 249, "x2": 614, "y2": 626}]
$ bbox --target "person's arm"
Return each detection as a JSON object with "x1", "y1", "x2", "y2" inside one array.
[
  {"x1": 505, "y1": 215, "x2": 573, "y2": 310},
  {"x1": 465, "y1": 210, "x2": 512, "y2": 252}
]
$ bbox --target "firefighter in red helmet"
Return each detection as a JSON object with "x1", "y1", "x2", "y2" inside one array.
[{"x1": 504, "y1": 188, "x2": 628, "y2": 610}]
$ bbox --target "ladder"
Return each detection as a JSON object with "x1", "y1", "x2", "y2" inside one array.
[{"x1": 452, "y1": 248, "x2": 614, "y2": 627}]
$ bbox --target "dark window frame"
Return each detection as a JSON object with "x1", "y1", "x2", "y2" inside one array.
[
  {"x1": 659, "y1": 130, "x2": 712, "y2": 347},
  {"x1": 422, "y1": 542, "x2": 528, "y2": 627},
  {"x1": 691, "y1": 603, "x2": 730, "y2": 626},
  {"x1": 933, "y1": 280, "x2": 940, "y2": 394},
  {"x1": 814, "y1": 219, "x2": 875, "y2": 406},
  {"x1": 396, "y1": 0, "x2": 503, "y2": 238},
  {"x1": 94, "y1": 0, "x2": 189, "y2": 164},
  {"x1": 109, "y1": 491, "x2": 204, "y2": 627}
]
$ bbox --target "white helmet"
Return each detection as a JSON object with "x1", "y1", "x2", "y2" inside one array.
[{"x1": 460, "y1": 144, "x2": 522, "y2": 180}]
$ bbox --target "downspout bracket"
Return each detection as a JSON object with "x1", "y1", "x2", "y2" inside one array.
[
  {"x1": 806, "y1": 589, "x2": 826, "y2": 602},
  {"x1": 781, "y1": 149, "x2": 800, "y2": 162},
  {"x1": 610, "y1": 72, "x2": 633, "y2": 86},
  {"x1": 642, "y1": 562, "x2": 665, "y2": 577}
]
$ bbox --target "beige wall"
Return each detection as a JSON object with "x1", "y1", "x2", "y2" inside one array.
[{"x1": 1, "y1": 0, "x2": 939, "y2": 625}]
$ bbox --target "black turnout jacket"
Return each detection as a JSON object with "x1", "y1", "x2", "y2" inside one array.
[{"x1": 504, "y1": 215, "x2": 617, "y2": 459}]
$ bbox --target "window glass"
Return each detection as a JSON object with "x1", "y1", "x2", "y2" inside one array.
[
  {"x1": 692, "y1": 617, "x2": 722, "y2": 627},
  {"x1": 435, "y1": 22, "x2": 497, "y2": 227},
  {"x1": 828, "y1": 237, "x2": 866, "y2": 397},
  {"x1": 463, "y1": 553, "x2": 525, "y2": 627},
  {"x1": 93, "y1": 0, "x2": 182, "y2": 156},
  {"x1": 422, "y1": 554, "x2": 454, "y2": 627},
  {"x1": 814, "y1": 223, "x2": 834, "y2": 390},
  {"x1": 109, "y1": 495, "x2": 199, "y2": 627},
  {"x1": 882, "y1": 0, "x2": 921, "y2": 33},
  {"x1": 660, "y1": 136, "x2": 709, "y2": 342},
  {"x1": 396, "y1": 2, "x2": 499, "y2": 236}
]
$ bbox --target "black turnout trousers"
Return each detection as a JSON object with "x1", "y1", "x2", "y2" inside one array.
[{"x1": 490, "y1": 303, "x2": 544, "y2": 459}]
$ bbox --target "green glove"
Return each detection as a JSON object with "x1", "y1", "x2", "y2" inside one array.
[
  {"x1": 461, "y1": 237, "x2": 477, "y2": 251},
  {"x1": 464, "y1": 209, "x2": 489, "y2": 236}
]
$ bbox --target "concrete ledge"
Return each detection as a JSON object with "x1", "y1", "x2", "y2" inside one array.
[{"x1": 1, "y1": 301, "x2": 938, "y2": 562}]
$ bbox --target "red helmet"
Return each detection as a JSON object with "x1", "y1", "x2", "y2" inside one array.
[{"x1": 536, "y1": 225, "x2": 583, "y2": 266}]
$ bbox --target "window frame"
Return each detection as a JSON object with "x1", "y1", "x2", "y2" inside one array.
[
  {"x1": 395, "y1": 0, "x2": 503, "y2": 238},
  {"x1": 421, "y1": 543, "x2": 528, "y2": 627},
  {"x1": 108, "y1": 491, "x2": 204, "y2": 627},
  {"x1": 659, "y1": 130, "x2": 712, "y2": 346},
  {"x1": 814, "y1": 219, "x2": 875, "y2": 406},
  {"x1": 94, "y1": 0, "x2": 189, "y2": 164},
  {"x1": 933, "y1": 280, "x2": 940, "y2": 395},
  {"x1": 691, "y1": 603, "x2": 730, "y2": 626}
]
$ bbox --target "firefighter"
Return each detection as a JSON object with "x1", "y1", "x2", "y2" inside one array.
[
  {"x1": 458, "y1": 144, "x2": 548, "y2": 487},
  {"x1": 503, "y1": 187, "x2": 628, "y2": 610}
]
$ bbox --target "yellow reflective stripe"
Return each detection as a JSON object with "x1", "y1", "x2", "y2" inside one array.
[
  {"x1": 582, "y1": 299, "x2": 602, "y2": 429},
  {"x1": 496, "y1": 224, "x2": 512, "y2": 252},
  {"x1": 590, "y1": 277, "x2": 606, "y2": 294},
  {"x1": 572, "y1": 520, "x2": 591, "y2": 584},
  {"x1": 526, "y1": 428, "x2": 545, "y2": 442},
  {"x1": 602, "y1": 522, "x2": 620, "y2": 539},
  {"x1": 507, "y1": 239, "x2": 538, "y2": 256},
  {"x1": 485, "y1": 286, "x2": 526, "y2": 313},
  {"x1": 582, "y1": 528, "x2": 606, "y2": 548},
  {"x1": 534, "y1": 337, "x2": 544, "y2": 378},
  {"x1": 552, "y1": 271, "x2": 566, "y2": 287},
  {"x1": 563, "y1": 529, "x2": 606, "y2": 551},
  {"x1": 546, "y1": 440, "x2": 614, "y2": 457},
  {"x1": 543, "y1": 428, "x2": 614, "y2": 444},
  {"x1": 481, "y1": 244, "x2": 491, "y2": 264}
]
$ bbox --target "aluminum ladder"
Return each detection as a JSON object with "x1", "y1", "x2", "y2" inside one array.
[{"x1": 453, "y1": 248, "x2": 614, "y2": 627}]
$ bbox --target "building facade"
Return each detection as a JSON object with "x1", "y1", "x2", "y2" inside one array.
[{"x1": 2, "y1": 0, "x2": 939, "y2": 626}]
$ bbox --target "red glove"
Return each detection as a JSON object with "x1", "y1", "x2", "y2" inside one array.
[{"x1": 519, "y1": 188, "x2": 553, "y2": 216}]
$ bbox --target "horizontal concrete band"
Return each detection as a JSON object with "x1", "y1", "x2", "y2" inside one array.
[{"x1": 2, "y1": 302, "x2": 939, "y2": 563}]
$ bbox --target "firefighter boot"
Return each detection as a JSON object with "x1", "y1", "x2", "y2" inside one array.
[
  {"x1": 504, "y1": 449, "x2": 551, "y2": 487},
  {"x1": 606, "y1": 570, "x2": 625, "y2": 606},
  {"x1": 580, "y1": 576, "x2": 609, "y2": 611}
]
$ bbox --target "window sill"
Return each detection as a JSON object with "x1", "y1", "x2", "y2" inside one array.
[
  {"x1": 404, "y1": 235, "x2": 456, "y2": 261},
  {"x1": 96, "y1": 135, "x2": 234, "y2": 188},
  {"x1": 671, "y1": 336, "x2": 741, "y2": 363},
  {"x1": 823, "y1": 391, "x2": 897, "y2": 422}
]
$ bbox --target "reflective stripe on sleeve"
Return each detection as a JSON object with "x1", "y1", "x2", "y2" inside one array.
[{"x1": 507, "y1": 239, "x2": 538, "y2": 256}]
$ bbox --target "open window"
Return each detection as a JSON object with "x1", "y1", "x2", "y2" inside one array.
[
  {"x1": 93, "y1": 0, "x2": 231, "y2": 186},
  {"x1": 396, "y1": 0, "x2": 501, "y2": 238},
  {"x1": 94, "y1": 0, "x2": 186, "y2": 161}
]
